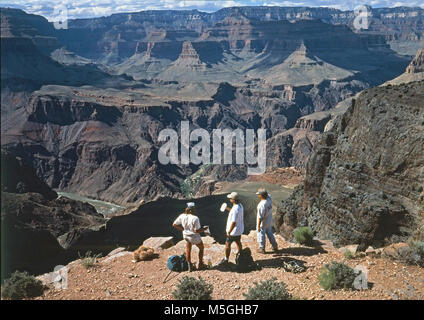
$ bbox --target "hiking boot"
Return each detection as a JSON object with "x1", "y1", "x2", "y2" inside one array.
[
  {"x1": 187, "y1": 263, "x2": 195, "y2": 272},
  {"x1": 197, "y1": 262, "x2": 207, "y2": 270},
  {"x1": 217, "y1": 258, "x2": 229, "y2": 267},
  {"x1": 257, "y1": 248, "x2": 266, "y2": 254}
]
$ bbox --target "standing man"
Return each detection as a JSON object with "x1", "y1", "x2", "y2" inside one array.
[
  {"x1": 172, "y1": 202, "x2": 207, "y2": 272},
  {"x1": 219, "y1": 192, "x2": 244, "y2": 266},
  {"x1": 256, "y1": 188, "x2": 278, "y2": 253}
]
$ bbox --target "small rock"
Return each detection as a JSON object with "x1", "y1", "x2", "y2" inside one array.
[{"x1": 234, "y1": 285, "x2": 240, "y2": 290}]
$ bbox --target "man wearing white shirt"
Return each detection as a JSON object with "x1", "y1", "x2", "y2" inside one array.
[
  {"x1": 219, "y1": 192, "x2": 244, "y2": 266},
  {"x1": 256, "y1": 188, "x2": 278, "y2": 253}
]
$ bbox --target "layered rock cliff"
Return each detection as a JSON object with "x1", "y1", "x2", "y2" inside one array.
[
  {"x1": 275, "y1": 81, "x2": 424, "y2": 247},
  {"x1": 0, "y1": 7, "x2": 414, "y2": 205}
]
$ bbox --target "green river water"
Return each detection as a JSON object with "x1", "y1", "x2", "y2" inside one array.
[{"x1": 57, "y1": 192, "x2": 125, "y2": 217}]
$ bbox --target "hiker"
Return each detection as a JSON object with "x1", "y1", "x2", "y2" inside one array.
[
  {"x1": 219, "y1": 192, "x2": 244, "y2": 266},
  {"x1": 256, "y1": 188, "x2": 278, "y2": 253},
  {"x1": 172, "y1": 202, "x2": 207, "y2": 272}
]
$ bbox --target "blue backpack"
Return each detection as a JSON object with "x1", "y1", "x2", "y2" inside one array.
[{"x1": 166, "y1": 254, "x2": 188, "y2": 272}]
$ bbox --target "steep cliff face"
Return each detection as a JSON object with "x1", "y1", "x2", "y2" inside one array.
[
  {"x1": 0, "y1": 151, "x2": 106, "y2": 278},
  {"x1": 275, "y1": 81, "x2": 424, "y2": 247},
  {"x1": 406, "y1": 48, "x2": 424, "y2": 73}
]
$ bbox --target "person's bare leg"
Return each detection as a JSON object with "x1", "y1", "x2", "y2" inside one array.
[
  {"x1": 235, "y1": 240, "x2": 242, "y2": 255},
  {"x1": 186, "y1": 241, "x2": 192, "y2": 264},
  {"x1": 225, "y1": 242, "x2": 231, "y2": 260},
  {"x1": 196, "y1": 242, "x2": 204, "y2": 264}
]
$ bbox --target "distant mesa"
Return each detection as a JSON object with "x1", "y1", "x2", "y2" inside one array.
[{"x1": 172, "y1": 41, "x2": 207, "y2": 70}]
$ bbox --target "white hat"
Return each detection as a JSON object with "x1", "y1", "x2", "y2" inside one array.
[
  {"x1": 227, "y1": 192, "x2": 240, "y2": 200},
  {"x1": 256, "y1": 188, "x2": 268, "y2": 197},
  {"x1": 186, "y1": 202, "x2": 195, "y2": 209}
]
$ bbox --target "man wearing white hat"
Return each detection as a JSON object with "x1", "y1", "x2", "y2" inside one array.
[
  {"x1": 172, "y1": 202, "x2": 207, "y2": 271},
  {"x1": 255, "y1": 188, "x2": 278, "y2": 253},
  {"x1": 219, "y1": 192, "x2": 244, "y2": 266}
]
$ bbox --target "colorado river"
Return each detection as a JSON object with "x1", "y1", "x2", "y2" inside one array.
[{"x1": 57, "y1": 192, "x2": 125, "y2": 217}]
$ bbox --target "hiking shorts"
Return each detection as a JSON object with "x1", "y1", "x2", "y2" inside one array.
[
  {"x1": 226, "y1": 235, "x2": 241, "y2": 244},
  {"x1": 184, "y1": 234, "x2": 202, "y2": 245}
]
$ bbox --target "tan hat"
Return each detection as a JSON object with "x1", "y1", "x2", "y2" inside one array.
[
  {"x1": 256, "y1": 188, "x2": 268, "y2": 197},
  {"x1": 227, "y1": 192, "x2": 240, "y2": 200}
]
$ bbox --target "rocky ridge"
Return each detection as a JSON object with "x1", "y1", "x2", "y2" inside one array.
[{"x1": 275, "y1": 80, "x2": 424, "y2": 247}]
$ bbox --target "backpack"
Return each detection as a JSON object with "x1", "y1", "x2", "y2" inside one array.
[
  {"x1": 166, "y1": 254, "x2": 188, "y2": 272},
  {"x1": 235, "y1": 248, "x2": 258, "y2": 273}
]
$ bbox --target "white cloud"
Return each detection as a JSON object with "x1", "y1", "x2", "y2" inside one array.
[{"x1": 0, "y1": 0, "x2": 422, "y2": 20}]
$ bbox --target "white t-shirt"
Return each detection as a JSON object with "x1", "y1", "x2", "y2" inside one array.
[
  {"x1": 173, "y1": 213, "x2": 201, "y2": 237},
  {"x1": 226, "y1": 203, "x2": 244, "y2": 236},
  {"x1": 257, "y1": 196, "x2": 273, "y2": 229}
]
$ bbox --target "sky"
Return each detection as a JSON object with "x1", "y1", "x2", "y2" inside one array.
[{"x1": 1, "y1": 0, "x2": 423, "y2": 20}]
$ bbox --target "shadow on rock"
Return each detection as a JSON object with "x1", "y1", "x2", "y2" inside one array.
[{"x1": 277, "y1": 245, "x2": 327, "y2": 257}]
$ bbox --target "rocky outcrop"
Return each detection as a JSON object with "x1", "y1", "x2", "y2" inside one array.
[
  {"x1": 275, "y1": 81, "x2": 424, "y2": 248},
  {"x1": 386, "y1": 48, "x2": 424, "y2": 85},
  {"x1": 1, "y1": 149, "x2": 57, "y2": 200},
  {"x1": 406, "y1": 48, "x2": 424, "y2": 74},
  {"x1": 1, "y1": 151, "x2": 106, "y2": 279}
]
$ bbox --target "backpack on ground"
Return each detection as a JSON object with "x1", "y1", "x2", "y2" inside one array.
[
  {"x1": 235, "y1": 248, "x2": 259, "y2": 273},
  {"x1": 163, "y1": 254, "x2": 188, "y2": 283},
  {"x1": 166, "y1": 254, "x2": 188, "y2": 272}
]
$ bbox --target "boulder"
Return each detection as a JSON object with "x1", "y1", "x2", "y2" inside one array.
[
  {"x1": 142, "y1": 236, "x2": 174, "y2": 250},
  {"x1": 107, "y1": 247, "x2": 126, "y2": 257},
  {"x1": 319, "y1": 239, "x2": 335, "y2": 250},
  {"x1": 102, "y1": 251, "x2": 132, "y2": 263},
  {"x1": 339, "y1": 244, "x2": 359, "y2": 255},
  {"x1": 382, "y1": 243, "x2": 409, "y2": 260},
  {"x1": 364, "y1": 246, "x2": 381, "y2": 257}
]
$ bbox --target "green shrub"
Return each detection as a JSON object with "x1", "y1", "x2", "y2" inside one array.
[
  {"x1": 180, "y1": 164, "x2": 212, "y2": 198},
  {"x1": 78, "y1": 251, "x2": 102, "y2": 269},
  {"x1": 344, "y1": 250, "x2": 356, "y2": 259},
  {"x1": 293, "y1": 226, "x2": 314, "y2": 246},
  {"x1": 1, "y1": 271, "x2": 45, "y2": 300},
  {"x1": 173, "y1": 276, "x2": 213, "y2": 300},
  {"x1": 318, "y1": 262, "x2": 357, "y2": 291},
  {"x1": 399, "y1": 240, "x2": 424, "y2": 267},
  {"x1": 243, "y1": 278, "x2": 292, "y2": 300}
]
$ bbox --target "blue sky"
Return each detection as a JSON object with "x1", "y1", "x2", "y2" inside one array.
[{"x1": 1, "y1": 0, "x2": 423, "y2": 20}]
